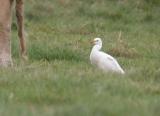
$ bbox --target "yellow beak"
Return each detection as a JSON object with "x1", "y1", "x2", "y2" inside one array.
[{"x1": 90, "y1": 40, "x2": 95, "y2": 45}]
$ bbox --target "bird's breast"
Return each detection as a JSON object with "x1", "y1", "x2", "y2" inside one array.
[{"x1": 90, "y1": 51, "x2": 101, "y2": 65}]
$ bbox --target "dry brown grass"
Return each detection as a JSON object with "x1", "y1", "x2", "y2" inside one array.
[{"x1": 109, "y1": 31, "x2": 140, "y2": 58}]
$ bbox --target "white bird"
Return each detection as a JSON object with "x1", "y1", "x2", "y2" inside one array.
[{"x1": 90, "y1": 38, "x2": 125, "y2": 74}]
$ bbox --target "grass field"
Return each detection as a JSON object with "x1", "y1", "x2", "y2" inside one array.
[{"x1": 0, "y1": 0, "x2": 160, "y2": 115}]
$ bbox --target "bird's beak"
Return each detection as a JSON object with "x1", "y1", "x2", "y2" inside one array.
[{"x1": 90, "y1": 40, "x2": 95, "y2": 45}]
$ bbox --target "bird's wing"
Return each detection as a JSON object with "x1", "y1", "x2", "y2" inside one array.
[
  {"x1": 99, "y1": 52, "x2": 124, "y2": 73},
  {"x1": 106, "y1": 54, "x2": 120, "y2": 68},
  {"x1": 100, "y1": 52, "x2": 115, "y2": 62}
]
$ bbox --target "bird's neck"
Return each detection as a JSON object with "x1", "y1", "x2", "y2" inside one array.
[{"x1": 92, "y1": 45, "x2": 102, "y2": 51}]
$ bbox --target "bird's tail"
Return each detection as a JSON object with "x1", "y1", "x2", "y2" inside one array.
[{"x1": 120, "y1": 69, "x2": 125, "y2": 74}]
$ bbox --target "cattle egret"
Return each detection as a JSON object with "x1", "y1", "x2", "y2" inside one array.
[{"x1": 90, "y1": 38, "x2": 125, "y2": 74}]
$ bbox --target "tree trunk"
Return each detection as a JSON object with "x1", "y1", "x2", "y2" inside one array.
[{"x1": 0, "y1": 0, "x2": 13, "y2": 67}]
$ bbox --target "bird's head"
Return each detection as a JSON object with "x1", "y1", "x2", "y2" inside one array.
[
  {"x1": 91, "y1": 38, "x2": 102, "y2": 46},
  {"x1": 90, "y1": 38, "x2": 103, "y2": 50}
]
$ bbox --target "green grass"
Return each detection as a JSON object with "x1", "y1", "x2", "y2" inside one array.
[{"x1": 1, "y1": 0, "x2": 160, "y2": 115}]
